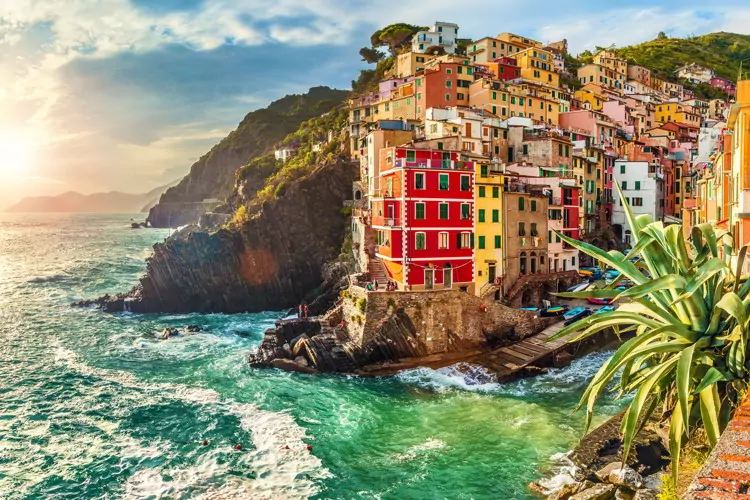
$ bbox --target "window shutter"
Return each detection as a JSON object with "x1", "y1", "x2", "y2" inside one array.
[
  {"x1": 456, "y1": 233, "x2": 462, "y2": 249},
  {"x1": 470, "y1": 233, "x2": 475, "y2": 249}
]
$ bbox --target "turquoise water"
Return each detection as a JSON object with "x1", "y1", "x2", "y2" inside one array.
[{"x1": 0, "y1": 213, "x2": 625, "y2": 499}]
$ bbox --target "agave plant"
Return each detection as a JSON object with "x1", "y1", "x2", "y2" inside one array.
[{"x1": 553, "y1": 184, "x2": 749, "y2": 480}]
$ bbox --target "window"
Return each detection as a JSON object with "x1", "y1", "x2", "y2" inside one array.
[
  {"x1": 621, "y1": 181, "x2": 627, "y2": 190},
  {"x1": 492, "y1": 210, "x2": 499, "y2": 223},
  {"x1": 492, "y1": 187, "x2": 499, "y2": 198},
  {"x1": 479, "y1": 186, "x2": 486, "y2": 197},
  {"x1": 437, "y1": 142, "x2": 444, "y2": 150},
  {"x1": 406, "y1": 150, "x2": 416, "y2": 162},
  {"x1": 548, "y1": 230, "x2": 553, "y2": 243},
  {"x1": 478, "y1": 236, "x2": 486, "y2": 249},
  {"x1": 478, "y1": 209, "x2": 485, "y2": 223},
  {"x1": 415, "y1": 202, "x2": 425, "y2": 220},
  {"x1": 439, "y1": 203, "x2": 449, "y2": 219},
  {"x1": 518, "y1": 222, "x2": 526, "y2": 236},
  {"x1": 446, "y1": 68, "x2": 452, "y2": 74},
  {"x1": 439, "y1": 232, "x2": 449, "y2": 249},
  {"x1": 415, "y1": 232, "x2": 426, "y2": 250},
  {"x1": 635, "y1": 181, "x2": 641, "y2": 190},
  {"x1": 460, "y1": 175, "x2": 470, "y2": 191},
  {"x1": 572, "y1": 256, "x2": 576, "y2": 266},
  {"x1": 531, "y1": 200, "x2": 537, "y2": 211},
  {"x1": 457, "y1": 232, "x2": 473, "y2": 249},
  {"x1": 522, "y1": 144, "x2": 528, "y2": 155},
  {"x1": 461, "y1": 203, "x2": 471, "y2": 220},
  {"x1": 445, "y1": 94, "x2": 451, "y2": 101},
  {"x1": 445, "y1": 80, "x2": 452, "y2": 88},
  {"x1": 531, "y1": 223, "x2": 538, "y2": 236},
  {"x1": 556, "y1": 234, "x2": 561, "y2": 243},
  {"x1": 415, "y1": 172, "x2": 425, "y2": 189},
  {"x1": 494, "y1": 235, "x2": 501, "y2": 248},
  {"x1": 439, "y1": 174, "x2": 449, "y2": 190},
  {"x1": 457, "y1": 93, "x2": 465, "y2": 100},
  {"x1": 492, "y1": 91, "x2": 497, "y2": 100},
  {"x1": 519, "y1": 197, "x2": 525, "y2": 210},
  {"x1": 480, "y1": 165, "x2": 488, "y2": 177}
]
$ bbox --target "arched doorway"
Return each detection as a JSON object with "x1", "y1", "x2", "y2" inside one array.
[
  {"x1": 530, "y1": 252, "x2": 537, "y2": 274},
  {"x1": 520, "y1": 252, "x2": 527, "y2": 275},
  {"x1": 443, "y1": 263, "x2": 453, "y2": 289},
  {"x1": 521, "y1": 288, "x2": 533, "y2": 306}
]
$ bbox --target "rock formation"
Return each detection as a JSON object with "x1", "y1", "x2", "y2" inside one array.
[
  {"x1": 146, "y1": 86, "x2": 348, "y2": 228},
  {"x1": 93, "y1": 159, "x2": 357, "y2": 313}
]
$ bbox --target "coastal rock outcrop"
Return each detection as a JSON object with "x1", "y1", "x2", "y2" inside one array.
[
  {"x1": 94, "y1": 159, "x2": 357, "y2": 314},
  {"x1": 146, "y1": 86, "x2": 348, "y2": 228},
  {"x1": 249, "y1": 286, "x2": 558, "y2": 374}
]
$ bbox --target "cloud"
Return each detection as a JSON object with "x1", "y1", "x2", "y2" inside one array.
[{"x1": 1, "y1": 0, "x2": 750, "y2": 206}]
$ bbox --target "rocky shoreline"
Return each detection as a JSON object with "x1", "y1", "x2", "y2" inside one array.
[{"x1": 532, "y1": 411, "x2": 670, "y2": 499}]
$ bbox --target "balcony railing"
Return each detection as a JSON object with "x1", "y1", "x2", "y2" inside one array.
[
  {"x1": 392, "y1": 158, "x2": 473, "y2": 170},
  {"x1": 372, "y1": 216, "x2": 401, "y2": 227},
  {"x1": 549, "y1": 197, "x2": 562, "y2": 206}
]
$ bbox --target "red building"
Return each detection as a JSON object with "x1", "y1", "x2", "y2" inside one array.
[
  {"x1": 372, "y1": 146, "x2": 475, "y2": 291},
  {"x1": 710, "y1": 77, "x2": 736, "y2": 97},
  {"x1": 561, "y1": 185, "x2": 581, "y2": 241},
  {"x1": 415, "y1": 62, "x2": 473, "y2": 119},
  {"x1": 494, "y1": 57, "x2": 521, "y2": 81}
]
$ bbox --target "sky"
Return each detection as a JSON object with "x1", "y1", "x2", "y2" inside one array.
[{"x1": 1, "y1": 0, "x2": 750, "y2": 207}]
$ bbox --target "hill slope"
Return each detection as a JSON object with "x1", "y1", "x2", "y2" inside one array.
[
  {"x1": 6, "y1": 181, "x2": 178, "y2": 213},
  {"x1": 614, "y1": 32, "x2": 750, "y2": 81},
  {"x1": 146, "y1": 86, "x2": 349, "y2": 227}
]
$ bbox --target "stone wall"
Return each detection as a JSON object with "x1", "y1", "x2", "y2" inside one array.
[{"x1": 344, "y1": 287, "x2": 555, "y2": 355}]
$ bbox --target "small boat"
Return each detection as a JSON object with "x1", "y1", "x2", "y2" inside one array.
[
  {"x1": 595, "y1": 305, "x2": 616, "y2": 314},
  {"x1": 579, "y1": 269, "x2": 593, "y2": 276},
  {"x1": 540, "y1": 305, "x2": 568, "y2": 317},
  {"x1": 587, "y1": 297, "x2": 613, "y2": 305},
  {"x1": 564, "y1": 307, "x2": 592, "y2": 325},
  {"x1": 520, "y1": 307, "x2": 540, "y2": 312},
  {"x1": 563, "y1": 306, "x2": 586, "y2": 321}
]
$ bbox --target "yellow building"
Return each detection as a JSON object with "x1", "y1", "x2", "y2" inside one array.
[
  {"x1": 592, "y1": 50, "x2": 628, "y2": 77},
  {"x1": 497, "y1": 32, "x2": 542, "y2": 50},
  {"x1": 577, "y1": 64, "x2": 625, "y2": 91},
  {"x1": 729, "y1": 77, "x2": 750, "y2": 249},
  {"x1": 655, "y1": 102, "x2": 701, "y2": 126},
  {"x1": 515, "y1": 47, "x2": 560, "y2": 88},
  {"x1": 474, "y1": 160, "x2": 505, "y2": 297},
  {"x1": 467, "y1": 37, "x2": 525, "y2": 63},
  {"x1": 575, "y1": 85, "x2": 606, "y2": 111},
  {"x1": 393, "y1": 52, "x2": 435, "y2": 78},
  {"x1": 469, "y1": 79, "x2": 511, "y2": 118}
]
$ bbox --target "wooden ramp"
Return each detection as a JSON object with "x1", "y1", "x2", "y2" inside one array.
[{"x1": 475, "y1": 321, "x2": 570, "y2": 380}]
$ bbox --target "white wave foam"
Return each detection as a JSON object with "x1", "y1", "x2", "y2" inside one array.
[
  {"x1": 54, "y1": 347, "x2": 329, "y2": 499},
  {"x1": 396, "y1": 363, "x2": 500, "y2": 393},
  {"x1": 394, "y1": 438, "x2": 446, "y2": 462},
  {"x1": 535, "y1": 451, "x2": 580, "y2": 495}
]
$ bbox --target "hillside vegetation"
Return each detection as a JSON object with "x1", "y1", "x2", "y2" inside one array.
[
  {"x1": 147, "y1": 86, "x2": 349, "y2": 227},
  {"x1": 613, "y1": 32, "x2": 750, "y2": 81}
]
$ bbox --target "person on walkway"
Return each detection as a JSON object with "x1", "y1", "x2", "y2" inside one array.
[
  {"x1": 373, "y1": 279, "x2": 379, "y2": 291},
  {"x1": 366, "y1": 282, "x2": 373, "y2": 291},
  {"x1": 298, "y1": 304, "x2": 303, "y2": 319},
  {"x1": 303, "y1": 304, "x2": 309, "y2": 319}
]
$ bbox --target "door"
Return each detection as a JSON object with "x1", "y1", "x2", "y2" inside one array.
[
  {"x1": 444, "y1": 266, "x2": 452, "y2": 289},
  {"x1": 488, "y1": 264, "x2": 496, "y2": 283},
  {"x1": 425, "y1": 269, "x2": 434, "y2": 290}
]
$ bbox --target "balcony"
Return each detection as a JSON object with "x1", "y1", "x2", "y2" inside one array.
[
  {"x1": 393, "y1": 158, "x2": 473, "y2": 170},
  {"x1": 372, "y1": 216, "x2": 401, "y2": 227},
  {"x1": 549, "y1": 197, "x2": 562, "y2": 207}
]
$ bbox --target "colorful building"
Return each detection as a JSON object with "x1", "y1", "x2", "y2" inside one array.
[
  {"x1": 374, "y1": 146, "x2": 475, "y2": 291},
  {"x1": 515, "y1": 47, "x2": 560, "y2": 88},
  {"x1": 415, "y1": 62, "x2": 474, "y2": 120},
  {"x1": 412, "y1": 22, "x2": 460, "y2": 54},
  {"x1": 473, "y1": 160, "x2": 505, "y2": 298}
]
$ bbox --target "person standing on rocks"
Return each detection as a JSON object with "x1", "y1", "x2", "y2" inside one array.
[
  {"x1": 298, "y1": 304, "x2": 304, "y2": 319},
  {"x1": 303, "y1": 304, "x2": 309, "y2": 319}
]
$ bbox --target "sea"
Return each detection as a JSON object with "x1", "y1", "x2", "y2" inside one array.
[{"x1": 0, "y1": 213, "x2": 627, "y2": 499}]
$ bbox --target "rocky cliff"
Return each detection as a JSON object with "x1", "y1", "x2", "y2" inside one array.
[
  {"x1": 95, "y1": 158, "x2": 357, "y2": 313},
  {"x1": 147, "y1": 86, "x2": 348, "y2": 228}
]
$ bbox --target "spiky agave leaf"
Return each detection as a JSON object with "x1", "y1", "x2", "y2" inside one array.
[{"x1": 549, "y1": 184, "x2": 750, "y2": 480}]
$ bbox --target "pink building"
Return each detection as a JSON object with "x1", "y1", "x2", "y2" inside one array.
[
  {"x1": 710, "y1": 77, "x2": 736, "y2": 97},
  {"x1": 601, "y1": 100, "x2": 635, "y2": 136},
  {"x1": 559, "y1": 110, "x2": 616, "y2": 146}
]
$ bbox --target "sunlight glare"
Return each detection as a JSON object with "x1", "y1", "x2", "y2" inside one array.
[{"x1": 0, "y1": 131, "x2": 34, "y2": 176}]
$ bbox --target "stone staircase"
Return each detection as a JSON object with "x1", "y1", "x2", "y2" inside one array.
[{"x1": 367, "y1": 256, "x2": 389, "y2": 284}]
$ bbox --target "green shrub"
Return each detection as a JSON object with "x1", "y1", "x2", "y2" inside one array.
[
  {"x1": 233, "y1": 205, "x2": 249, "y2": 225},
  {"x1": 274, "y1": 181, "x2": 287, "y2": 197},
  {"x1": 356, "y1": 298, "x2": 367, "y2": 314}
]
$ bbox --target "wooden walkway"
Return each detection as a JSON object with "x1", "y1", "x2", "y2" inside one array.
[{"x1": 475, "y1": 321, "x2": 570, "y2": 380}]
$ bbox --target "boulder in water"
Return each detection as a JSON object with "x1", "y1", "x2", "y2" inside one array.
[
  {"x1": 234, "y1": 331, "x2": 251, "y2": 338},
  {"x1": 568, "y1": 483, "x2": 616, "y2": 500},
  {"x1": 156, "y1": 327, "x2": 180, "y2": 340},
  {"x1": 185, "y1": 325, "x2": 202, "y2": 333}
]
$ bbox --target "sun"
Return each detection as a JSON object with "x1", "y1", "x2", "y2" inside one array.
[{"x1": 0, "y1": 132, "x2": 33, "y2": 176}]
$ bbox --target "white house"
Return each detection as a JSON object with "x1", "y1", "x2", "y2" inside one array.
[
  {"x1": 274, "y1": 147, "x2": 297, "y2": 162},
  {"x1": 423, "y1": 107, "x2": 483, "y2": 153},
  {"x1": 411, "y1": 22, "x2": 460, "y2": 54},
  {"x1": 612, "y1": 160, "x2": 665, "y2": 246},
  {"x1": 675, "y1": 63, "x2": 715, "y2": 84}
]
